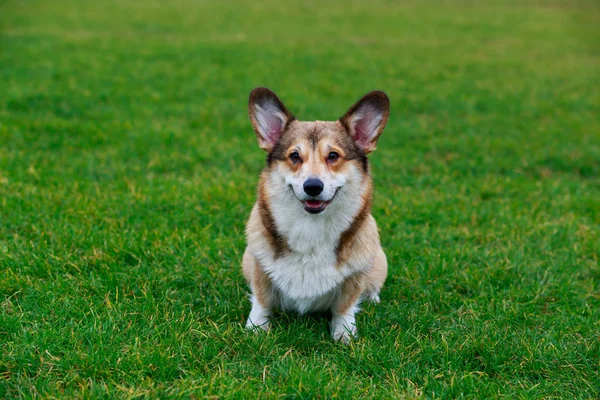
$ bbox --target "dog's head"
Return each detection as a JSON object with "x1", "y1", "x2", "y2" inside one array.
[{"x1": 248, "y1": 87, "x2": 389, "y2": 215}]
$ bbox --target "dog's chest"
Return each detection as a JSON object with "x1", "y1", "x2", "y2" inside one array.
[
  {"x1": 256, "y1": 198, "x2": 360, "y2": 312},
  {"x1": 265, "y1": 243, "x2": 343, "y2": 303},
  {"x1": 265, "y1": 234, "x2": 345, "y2": 312}
]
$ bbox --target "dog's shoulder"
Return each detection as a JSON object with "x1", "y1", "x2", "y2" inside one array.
[{"x1": 336, "y1": 213, "x2": 381, "y2": 270}]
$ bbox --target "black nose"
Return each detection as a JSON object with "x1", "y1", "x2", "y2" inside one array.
[{"x1": 303, "y1": 179, "x2": 324, "y2": 196}]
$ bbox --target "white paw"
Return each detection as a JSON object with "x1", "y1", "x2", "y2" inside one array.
[
  {"x1": 331, "y1": 315, "x2": 357, "y2": 344},
  {"x1": 331, "y1": 329, "x2": 358, "y2": 344},
  {"x1": 246, "y1": 317, "x2": 270, "y2": 332},
  {"x1": 368, "y1": 292, "x2": 380, "y2": 304},
  {"x1": 246, "y1": 295, "x2": 271, "y2": 332}
]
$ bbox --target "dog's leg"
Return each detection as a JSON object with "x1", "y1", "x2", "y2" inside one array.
[
  {"x1": 247, "y1": 294, "x2": 272, "y2": 331},
  {"x1": 243, "y1": 252, "x2": 274, "y2": 331},
  {"x1": 365, "y1": 247, "x2": 387, "y2": 303},
  {"x1": 331, "y1": 273, "x2": 365, "y2": 344}
]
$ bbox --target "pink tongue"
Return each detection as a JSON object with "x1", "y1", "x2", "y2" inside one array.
[{"x1": 306, "y1": 200, "x2": 323, "y2": 208}]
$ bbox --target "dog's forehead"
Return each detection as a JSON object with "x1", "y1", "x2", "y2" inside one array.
[{"x1": 286, "y1": 121, "x2": 346, "y2": 147}]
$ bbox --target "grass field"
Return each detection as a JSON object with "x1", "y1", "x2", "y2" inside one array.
[{"x1": 1, "y1": 0, "x2": 599, "y2": 398}]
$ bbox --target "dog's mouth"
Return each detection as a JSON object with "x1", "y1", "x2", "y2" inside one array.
[
  {"x1": 301, "y1": 188, "x2": 339, "y2": 215},
  {"x1": 303, "y1": 199, "x2": 330, "y2": 214}
]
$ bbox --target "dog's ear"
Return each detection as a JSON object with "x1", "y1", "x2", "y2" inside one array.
[
  {"x1": 340, "y1": 91, "x2": 389, "y2": 153},
  {"x1": 248, "y1": 87, "x2": 294, "y2": 152}
]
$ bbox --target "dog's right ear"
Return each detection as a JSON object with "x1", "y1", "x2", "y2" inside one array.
[{"x1": 248, "y1": 87, "x2": 294, "y2": 152}]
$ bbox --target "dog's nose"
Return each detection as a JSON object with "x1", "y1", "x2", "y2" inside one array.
[{"x1": 303, "y1": 179, "x2": 324, "y2": 196}]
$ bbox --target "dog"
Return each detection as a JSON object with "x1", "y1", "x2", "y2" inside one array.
[{"x1": 242, "y1": 87, "x2": 389, "y2": 343}]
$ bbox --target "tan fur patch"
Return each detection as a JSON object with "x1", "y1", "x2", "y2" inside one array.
[
  {"x1": 253, "y1": 260, "x2": 275, "y2": 308},
  {"x1": 366, "y1": 247, "x2": 387, "y2": 295},
  {"x1": 335, "y1": 272, "x2": 366, "y2": 315},
  {"x1": 335, "y1": 183, "x2": 373, "y2": 267}
]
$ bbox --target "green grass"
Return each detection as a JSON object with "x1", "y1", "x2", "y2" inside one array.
[{"x1": 1, "y1": 0, "x2": 599, "y2": 398}]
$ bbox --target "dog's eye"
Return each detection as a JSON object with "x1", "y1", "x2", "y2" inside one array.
[
  {"x1": 328, "y1": 151, "x2": 339, "y2": 162},
  {"x1": 289, "y1": 151, "x2": 301, "y2": 163}
]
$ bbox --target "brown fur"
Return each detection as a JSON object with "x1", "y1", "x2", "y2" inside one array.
[
  {"x1": 366, "y1": 247, "x2": 388, "y2": 296},
  {"x1": 242, "y1": 249, "x2": 276, "y2": 309},
  {"x1": 334, "y1": 272, "x2": 367, "y2": 315},
  {"x1": 335, "y1": 183, "x2": 373, "y2": 267},
  {"x1": 257, "y1": 177, "x2": 289, "y2": 258}
]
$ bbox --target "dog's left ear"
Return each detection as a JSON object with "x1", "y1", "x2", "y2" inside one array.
[
  {"x1": 248, "y1": 87, "x2": 294, "y2": 152},
  {"x1": 340, "y1": 91, "x2": 389, "y2": 153}
]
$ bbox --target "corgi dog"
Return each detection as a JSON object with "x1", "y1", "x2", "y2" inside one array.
[{"x1": 242, "y1": 87, "x2": 389, "y2": 343}]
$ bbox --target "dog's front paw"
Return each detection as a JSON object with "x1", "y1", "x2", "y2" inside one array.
[
  {"x1": 367, "y1": 292, "x2": 380, "y2": 304},
  {"x1": 246, "y1": 296, "x2": 271, "y2": 332},
  {"x1": 245, "y1": 317, "x2": 270, "y2": 332},
  {"x1": 332, "y1": 328, "x2": 357, "y2": 344},
  {"x1": 331, "y1": 315, "x2": 357, "y2": 344}
]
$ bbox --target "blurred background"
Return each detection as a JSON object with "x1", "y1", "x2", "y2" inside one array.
[{"x1": 1, "y1": 0, "x2": 598, "y2": 397}]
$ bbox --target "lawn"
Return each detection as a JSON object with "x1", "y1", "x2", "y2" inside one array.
[{"x1": 1, "y1": 0, "x2": 599, "y2": 398}]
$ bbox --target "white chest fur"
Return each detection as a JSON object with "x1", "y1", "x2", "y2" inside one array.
[
  {"x1": 253, "y1": 188, "x2": 364, "y2": 313},
  {"x1": 256, "y1": 218, "x2": 350, "y2": 313},
  {"x1": 264, "y1": 245, "x2": 343, "y2": 302}
]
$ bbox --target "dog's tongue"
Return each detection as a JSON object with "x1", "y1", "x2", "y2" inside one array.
[{"x1": 305, "y1": 200, "x2": 324, "y2": 208}]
